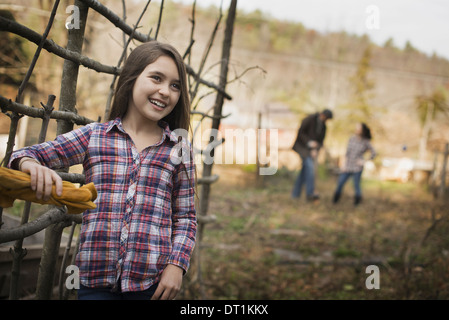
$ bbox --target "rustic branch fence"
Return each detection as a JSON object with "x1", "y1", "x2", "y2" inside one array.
[{"x1": 0, "y1": 0, "x2": 238, "y2": 300}]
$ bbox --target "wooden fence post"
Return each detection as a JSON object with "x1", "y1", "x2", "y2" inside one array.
[
  {"x1": 199, "y1": 0, "x2": 237, "y2": 239},
  {"x1": 9, "y1": 95, "x2": 55, "y2": 300},
  {"x1": 4, "y1": 0, "x2": 60, "y2": 299},
  {"x1": 35, "y1": 0, "x2": 89, "y2": 300},
  {"x1": 194, "y1": 0, "x2": 237, "y2": 299}
]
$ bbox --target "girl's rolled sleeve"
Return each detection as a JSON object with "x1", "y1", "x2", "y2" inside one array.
[{"x1": 8, "y1": 123, "x2": 94, "y2": 170}]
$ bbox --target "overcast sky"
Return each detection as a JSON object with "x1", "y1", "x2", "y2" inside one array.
[{"x1": 175, "y1": 0, "x2": 449, "y2": 60}]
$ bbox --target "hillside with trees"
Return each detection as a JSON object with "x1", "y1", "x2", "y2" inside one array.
[
  {"x1": 162, "y1": 1, "x2": 449, "y2": 159},
  {"x1": 2, "y1": 0, "x2": 448, "y2": 159}
]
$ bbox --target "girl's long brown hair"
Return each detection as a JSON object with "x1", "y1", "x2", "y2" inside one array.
[
  {"x1": 108, "y1": 41, "x2": 190, "y2": 131},
  {"x1": 109, "y1": 41, "x2": 197, "y2": 197},
  {"x1": 361, "y1": 122, "x2": 372, "y2": 140}
]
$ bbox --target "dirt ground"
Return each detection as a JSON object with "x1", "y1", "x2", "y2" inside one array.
[{"x1": 181, "y1": 165, "x2": 449, "y2": 300}]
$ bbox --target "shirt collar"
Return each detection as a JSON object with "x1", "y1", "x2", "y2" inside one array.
[
  {"x1": 159, "y1": 120, "x2": 179, "y2": 143},
  {"x1": 106, "y1": 117, "x2": 123, "y2": 133},
  {"x1": 106, "y1": 117, "x2": 179, "y2": 144}
]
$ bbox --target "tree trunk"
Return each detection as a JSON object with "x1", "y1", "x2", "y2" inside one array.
[
  {"x1": 418, "y1": 101, "x2": 434, "y2": 160},
  {"x1": 57, "y1": 0, "x2": 89, "y2": 135}
]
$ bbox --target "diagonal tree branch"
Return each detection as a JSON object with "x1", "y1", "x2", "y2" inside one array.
[
  {"x1": 16, "y1": 0, "x2": 60, "y2": 103},
  {"x1": 0, "y1": 16, "x2": 232, "y2": 100},
  {"x1": 0, "y1": 16, "x2": 120, "y2": 75},
  {"x1": 185, "y1": 64, "x2": 232, "y2": 100},
  {"x1": 0, "y1": 207, "x2": 82, "y2": 244},
  {"x1": 190, "y1": 2, "x2": 223, "y2": 103},
  {"x1": 153, "y1": 0, "x2": 164, "y2": 40},
  {"x1": 104, "y1": 0, "x2": 152, "y2": 119},
  {"x1": 78, "y1": 0, "x2": 153, "y2": 43}
]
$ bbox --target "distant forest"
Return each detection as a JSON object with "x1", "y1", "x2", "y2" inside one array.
[
  {"x1": 1, "y1": 0, "x2": 448, "y2": 158},
  {"x1": 232, "y1": 8, "x2": 449, "y2": 76}
]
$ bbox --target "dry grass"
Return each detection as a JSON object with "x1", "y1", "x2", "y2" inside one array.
[{"x1": 182, "y1": 165, "x2": 449, "y2": 300}]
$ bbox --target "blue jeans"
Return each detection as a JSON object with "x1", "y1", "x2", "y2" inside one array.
[
  {"x1": 292, "y1": 156, "x2": 315, "y2": 198},
  {"x1": 77, "y1": 282, "x2": 158, "y2": 300},
  {"x1": 334, "y1": 171, "x2": 363, "y2": 197}
]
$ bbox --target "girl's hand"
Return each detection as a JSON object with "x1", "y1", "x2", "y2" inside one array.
[
  {"x1": 151, "y1": 264, "x2": 183, "y2": 300},
  {"x1": 308, "y1": 140, "x2": 319, "y2": 149},
  {"x1": 19, "y1": 158, "x2": 63, "y2": 201}
]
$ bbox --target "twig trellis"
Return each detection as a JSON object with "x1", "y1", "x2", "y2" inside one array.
[{"x1": 0, "y1": 0, "x2": 238, "y2": 300}]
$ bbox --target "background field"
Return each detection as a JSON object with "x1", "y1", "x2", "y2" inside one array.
[{"x1": 182, "y1": 164, "x2": 449, "y2": 300}]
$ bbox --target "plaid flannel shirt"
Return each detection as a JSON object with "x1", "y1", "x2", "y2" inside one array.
[
  {"x1": 343, "y1": 135, "x2": 376, "y2": 173},
  {"x1": 9, "y1": 118, "x2": 197, "y2": 292}
]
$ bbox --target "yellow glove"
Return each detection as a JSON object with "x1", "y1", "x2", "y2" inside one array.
[{"x1": 0, "y1": 166, "x2": 97, "y2": 214}]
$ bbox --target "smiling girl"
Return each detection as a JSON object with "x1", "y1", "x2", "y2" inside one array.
[{"x1": 8, "y1": 41, "x2": 197, "y2": 300}]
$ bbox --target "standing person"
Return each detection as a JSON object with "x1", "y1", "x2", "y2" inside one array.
[
  {"x1": 8, "y1": 41, "x2": 197, "y2": 300},
  {"x1": 291, "y1": 109, "x2": 333, "y2": 201},
  {"x1": 332, "y1": 122, "x2": 376, "y2": 206}
]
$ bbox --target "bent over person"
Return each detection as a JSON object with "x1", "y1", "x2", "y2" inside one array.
[{"x1": 291, "y1": 109, "x2": 333, "y2": 201}]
